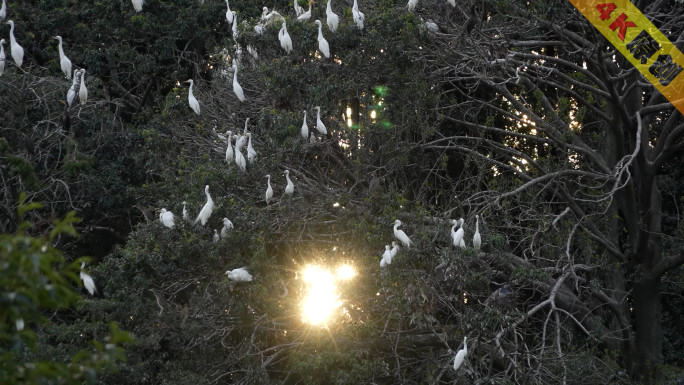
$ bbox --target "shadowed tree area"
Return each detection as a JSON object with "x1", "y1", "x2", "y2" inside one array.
[{"x1": 1, "y1": 0, "x2": 683, "y2": 384}]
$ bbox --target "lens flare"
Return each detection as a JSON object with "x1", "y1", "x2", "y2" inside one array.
[{"x1": 336, "y1": 265, "x2": 355, "y2": 280}]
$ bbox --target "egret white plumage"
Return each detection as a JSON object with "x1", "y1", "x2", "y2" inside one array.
[
  {"x1": 6, "y1": 20, "x2": 23, "y2": 68},
  {"x1": 284, "y1": 170, "x2": 294, "y2": 195},
  {"x1": 182, "y1": 201, "x2": 190, "y2": 221},
  {"x1": 451, "y1": 218, "x2": 465, "y2": 248},
  {"x1": 221, "y1": 217, "x2": 234, "y2": 238},
  {"x1": 352, "y1": 0, "x2": 364, "y2": 29},
  {"x1": 473, "y1": 214, "x2": 481, "y2": 250},
  {"x1": 407, "y1": 0, "x2": 418, "y2": 12},
  {"x1": 265, "y1": 174, "x2": 273, "y2": 204},
  {"x1": 382, "y1": 244, "x2": 393, "y2": 265},
  {"x1": 247, "y1": 132, "x2": 257, "y2": 163},
  {"x1": 194, "y1": 185, "x2": 214, "y2": 226},
  {"x1": 225, "y1": 0, "x2": 233, "y2": 23},
  {"x1": 159, "y1": 208, "x2": 175, "y2": 228},
  {"x1": 234, "y1": 134, "x2": 247, "y2": 172},
  {"x1": 254, "y1": 23, "x2": 265, "y2": 35},
  {"x1": 390, "y1": 241, "x2": 399, "y2": 259},
  {"x1": 0, "y1": 39, "x2": 6, "y2": 77},
  {"x1": 54, "y1": 36, "x2": 72, "y2": 79},
  {"x1": 393, "y1": 219, "x2": 412, "y2": 248},
  {"x1": 294, "y1": 0, "x2": 305, "y2": 16},
  {"x1": 78, "y1": 68, "x2": 88, "y2": 104},
  {"x1": 453, "y1": 336, "x2": 468, "y2": 371},
  {"x1": 424, "y1": 19, "x2": 438, "y2": 32},
  {"x1": 16, "y1": 318, "x2": 24, "y2": 331},
  {"x1": 314, "y1": 20, "x2": 330, "y2": 58},
  {"x1": 279, "y1": 19, "x2": 293, "y2": 54},
  {"x1": 131, "y1": 0, "x2": 144, "y2": 12},
  {"x1": 446, "y1": 0, "x2": 455, "y2": 6},
  {"x1": 326, "y1": 0, "x2": 339, "y2": 32},
  {"x1": 80, "y1": 262, "x2": 96, "y2": 295},
  {"x1": 185, "y1": 79, "x2": 200, "y2": 115},
  {"x1": 213, "y1": 229, "x2": 220, "y2": 243},
  {"x1": 0, "y1": 0, "x2": 6, "y2": 21},
  {"x1": 226, "y1": 267, "x2": 253, "y2": 282},
  {"x1": 300, "y1": 110, "x2": 309, "y2": 140},
  {"x1": 297, "y1": 0, "x2": 314, "y2": 22},
  {"x1": 314, "y1": 106, "x2": 327, "y2": 135},
  {"x1": 231, "y1": 11, "x2": 239, "y2": 40},
  {"x1": 238, "y1": 118, "x2": 249, "y2": 148},
  {"x1": 225, "y1": 131, "x2": 234, "y2": 164},
  {"x1": 247, "y1": 44, "x2": 258, "y2": 60},
  {"x1": 66, "y1": 69, "x2": 80, "y2": 106},
  {"x1": 261, "y1": 7, "x2": 282, "y2": 25},
  {"x1": 232, "y1": 61, "x2": 245, "y2": 102}
]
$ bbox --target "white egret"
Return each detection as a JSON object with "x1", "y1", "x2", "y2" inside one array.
[
  {"x1": 352, "y1": 0, "x2": 364, "y2": 29},
  {"x1": 473, "y1": 214, "x2": 481, "y2": 250},
  {"x1": 0, "y1": 0, "x2": 6, "y2": 21},
  {"x1": 390, "y1": 241, "x2": 399, "y2": 259},
  {"x1": 159, "y1": 208, "x2": 175, "y2": 228},
  {"x1": 132, "y1": 0, "x2": 144, "y2": 12},
  {"x1": 247, "y1": 132, "x2": 257, "y2": 163},
  {"x1": 314, "y1": 106, "x2": 327, "y2": 135},
  {"x1": 80, "y1": 262, "x2": 96, "y2": 295},
  {"x1": 380, "y1": 256, "x2": 387, "y2": 268},
  {"x1": 314, "y1": 20, "x2": 330, "y2": 58},
  {"x1": 194, "y1": 185, "x2": 214, "y2": 226},
  {"x1": 453, "y1": 336, "x2": 468, "y2": 371},
  {"x1": 300, "y1": 110, "x2": 309, "y2": 140},
  {"x1": 297, "y1": 0, "x2": 314, "y2": 22},
  {"x1": 234, "y1": 134, "x2": 247, "y2": 172},
  {"x1": 451, "y1": 218, "x2": 465, "y2": 249},
  {"x1": 279, "y1": 19, "x2": 293, "y2": 54},
  {"x1": 393, "y1": 219, "x2": 412, "y2": 248},
  {"x1": 247, "y1": 44, "x2": 258, "y2": 60},
  {"x1": 185, "y1": 79, "x2": 200, "y2": 115},
  {"x1": 78, "y1": 68, "x2": 88, "y2": 104},
  {"x1": 225, "y1": 0, "x2": 233, "y2": 23},
  {"x1": 284, "y1": 170, "x2": 294, "y2": 195},
  {"x1": 6, "y1": 20, "x2": 23, "y2": 68},
  {"x1": 182, "y1": 201, "x2": 190, "y2": 221},
  {"x1": 294, "y1": 0, "x2": 304, "y2": 16},
  {"x1": 446, "y1": 0, "x2": 455, "y2": 6},
  {"x1": 407, "y1": 0, "x2": 418, "y2": 12},
  {"x1": 16, "y1": 319, "x2": 24, "y2": 331},
  {"x1": 238, "y1": 118, "x2": 249, "y2": 148},
  {"x1": 424, "y1": 19, "x2": 438, "y2": 33},
  {"x1": 66, "y1": 69, "x2": 80, "y2": 107},
  {"x1": 261, "y1": 7, "x2": 282, "y2": 25},
  {"x1": 265, "y1": 174, "x2": 273, "y2": 204},
  {"x1": 221, "y1": 217, "x2": 234, "y2": 238},
  {"x1": 53, "y1": 36, "x2": 72, "y2": 79},
  {"x1": 225, "y1": 130, "x2": 234, "y2": 164},
  {"x1": 231, "y1": 11, "x2": 238, "y2": 40},
  {"x1": 213, "y1": 229, "x2": 220, "y2": 243},
  {"x1": 382, "y1": 244, "x2": 392, "y2": 265},
  {"x1": 232, "y1": 61, "x2": 245, "y2": 102},
  {"x1": 226, "y1": 267, "x2": 253, "y2": 282},
  {"x1": 326, "y1": 0, "x2": 339, "y2": 32},
  {"x1": 254, "y1": 23, "x2": 265, "y2": 35},
  {"x1": 0, "y1": 39, "x2": 6, "y2": 77}
]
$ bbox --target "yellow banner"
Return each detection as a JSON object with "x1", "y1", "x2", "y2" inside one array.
[{"x1": 568, "y1": 0, "x2": 684, "y2": 115}]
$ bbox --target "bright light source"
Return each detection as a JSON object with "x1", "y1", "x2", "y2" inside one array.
[
  {"x1": 370, "y1": 111, "x2": 376, "y2": 119},
  {"x1": 336, "y1": 265, "x2": 355, "y2": 280},
  {"x1": 333, "y1": 202, "x2": 340, "y2": 207},
  {"x1": 301, "y1": 265, "x2": 340, "y2": 325}
]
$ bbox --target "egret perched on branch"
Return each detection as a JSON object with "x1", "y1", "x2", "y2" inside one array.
[
  {"x1": 234, "y1": 134, "x2": 247, "y2": 172},
  {"x1": 314, "y1": 106, "x2": 327, "y2": 135},
  {"x1": 225, "y1": 0, "x2": 233, "y2": 23},
  {"x1": 453, "y1": 336, "x2": 468, "y2": 371},
  {"x1": 352, "y1": 0, "x2": 364, "y2": 29},
  {"x1": 314, "y1": 20, "x2": 330, "y2": 58},
  {"x1": 326, "y1": 0, "x2": 339, "y2": 32},
  {"x1": 185, "y1": 79, "x2": 200, "y2": 115},
  {"x1": 247, "y1": 44, "x2": 258, "y2": 60},
  {"x1": 284, "y1": 170, "x2": 294, "y2": 195},
  {"x1": 225, "y1": 130, "x2": 234, "y2": 164},
  {"x1": 451, "y1": 218, "x2": 465, "y2": 249},
  {"x1": 247, "y1": 132, "x2": 257, "y2": 163},
  {"x1": 53, "y1": 36, "x2": 72, "y2": 79},
  {"x1": 78, "y1": 69, "x2": 88, "y2": 104},
  {"x1": 423, "y1": 19, "x2": 438, "y2": 33},
  {"x1": 254, "y1": 22, "x2": 265, "y2": 35},
  {"x1": 261, "y1": 7, "x2": 282, "y2": 25},
  {"x1": 0, "y1": 0, "x2": 6, "y2": 21},
  {"x1": 194, "y1": 185, "x2": 214, "y2": 226},
  {"x1": 407, "y1": 0, "x2": 418, "y2": 12},
  {"x1": 265, "y1": 174, "x2": 273, "y2": 205},
  {"x1": 380, "y1": 244, "x2": 392, "y2": 267},
  {"x1": 0, "y1": 39, "x2": 6, "y2": 77},
  {"x1": 390, "y1": 241, "x2": 399, "y2": 259},
  {"x1": 226, "y1": 267, "x2": 253, "y2": 282},
  {"x1": 279, "y1": 19, "x2": 293, "y2": 54},
  {"x1": 232, "y1": 61, "x2": 245, "y2": 102},
  {"x1": 393, "y1": 219, "x2": 412, "y2": 248},
  {"x1": 293, "y1": 0, "x2": 304, "y2": 17},
  {"x1": 231, "y1": 11, "x2": 238, "y2": 40},
  {"x1": 238, "y1": 118, "x2": 249, "y2": 148},
  {"x1": 6, "y1": 20, "x2": 23, "y2": 68},
  {"x1": 446, "y1": 0, "x2": 455, "y2": 7},
  {"x1": 297, "y1": 0, "x2": 314, "y2": 22},
  {"x1": 131, "y1": 0, "x2": 144, "y2": 12},
  {"x1": 300, "y1": 110, "x2": 309, "y2": 140},
  {"x1": 221, "y1": 217, "x2": 234, "y2": 238},
  {"x1": 159, "y1": 208, "x2": 175, "y2": 228},
  {"x1": 66, "y1": 69, "x2": 80, "y2": 107},
  {"x1": 213, "y1": 229, "x2": 220, "y2": 243},
  {"x1": 80, "y1": 262, "x2": 96, "y2": 295},
  {"x1": 182, "y1": 201, "x2": 190, "y2": 221},
  {"x1": 473, "y1": 215, "x2": 481, "y2": 250}
]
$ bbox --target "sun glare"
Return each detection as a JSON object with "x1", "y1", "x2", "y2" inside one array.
[{"x1": 301, "y1": 264, "x2": 356, "y2": 325}]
